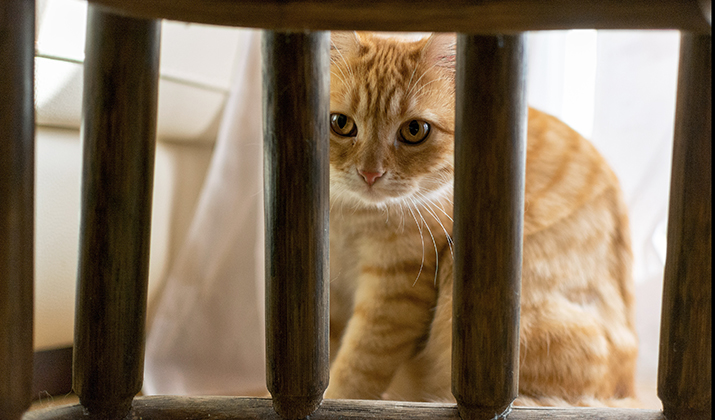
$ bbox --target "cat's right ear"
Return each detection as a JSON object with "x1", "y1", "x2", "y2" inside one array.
[
  {"x1": 331, "y1": 31, "x2": 363, "y2": 57},
  {"x1": 423, "y1": 33, "x2": 456, "y2": 74}
]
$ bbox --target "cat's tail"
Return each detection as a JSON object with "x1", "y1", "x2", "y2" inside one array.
[{"x1": 514, "y1": 395, "x2": 642, "y2": 408}]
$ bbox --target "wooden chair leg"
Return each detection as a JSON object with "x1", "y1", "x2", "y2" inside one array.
[
  {"x1": 657, "y1": 32, "x2": 711, "y2": 420},
  {"x1": 262, "y1": 31, "x2": 331, "y2": 420},
  {"x1": 0, "y1": 1, "x2": 35, "y2": 419},
  {"x1": 72, "y1": 6, "x2": 161, "y2": 418},
  {"x1": 452, "y1": 34, "x2": 527, "y2": 420}
]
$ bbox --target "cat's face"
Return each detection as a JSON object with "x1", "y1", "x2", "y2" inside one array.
[{"x1": 329, "y1": 32, "x2": 455, "y2": 210}]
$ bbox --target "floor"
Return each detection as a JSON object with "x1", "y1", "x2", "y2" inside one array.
[
  {"x1": 29, "y1": 393, "x2": 79, "y2": 412},
  {"x1": 29, "y1": 384, "x2": 661, "y2": 414}
]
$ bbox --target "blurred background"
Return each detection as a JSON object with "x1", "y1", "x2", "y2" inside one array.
[{"x1": 32, "y1": 0, "x2": 679, "y2": 409}]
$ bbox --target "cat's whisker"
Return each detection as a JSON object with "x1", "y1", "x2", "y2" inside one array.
[
  {"x1": 333, "y1": 184, "x2": 356, "y2": 219},
  {"x1": 249, "y1": 188, "x2": 262, "y2": 199},
  {"x1": 349, "y1": 196, "x2": 360, "y2": 214},
  {"x1": 409, "y1": 198, "x2": 439, "y2": 287},
  {"x1": 329, "y1": 57, "x2": 349, "y2": 85},
  {"x1": 401, "y1": 204, "x2": 407, "y2": 232},
  {"x1": 331, "y1": 39, "x2": 354, "y2": 79},
  {"x1": 416, "y1": 188, "x2": 453, "y2": 222},
  {"x1": 431, "y1": 199, "x2": 454, "y2": 223},
  {"x1": 404, "y1": 36, "x2": 432, "y2": 96},
  {"x1": 410, "y1": 77, "x2": 453, "y2": 101},
  {"x1": 329, "y1": 183, "x2": 345, "y2": 209},
  {"x1": 405, "y1": 60, "x2": 444, "y2": 98},
  {"x1": 397, "y1": 200, "x2": 407, "y2": 233},
  {"x1": 333, "y1": 189, "x2": 353, "y2": 214},
  {"x1": 405, "y1": 66, "x2": 419, "y2": 99},
  {"x1": 330, "y1": 70, "x2": 346, "y2": 85},
  {"x1": 405, "y1": 70, "x2": 425, "y2": 98},
  {"x1": 405, "y1": 201, "x2": 425, "y2": 286},
  {"x1": 330, "y1": 189, "x2": 340, "y2": 213},
  {"x1": 330, "y1": 269, "x2": 342, "y2": 283},
  {"x1": 415, "y1": 192, "x2": 454, "y2": 260},
  {"x1": 438, "y1": 194, "x2": 454, "y2": 205}
]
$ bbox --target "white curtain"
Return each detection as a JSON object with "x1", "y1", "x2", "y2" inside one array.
[
  {"x1": 143, "y1": 30, "x2": 681, "y2": 408},
  {"x1": 143, "y1": 30, "x2": 266, "y2": 395},
  {"x1": 591, "y1": 31, "x2": 679, "y2": 408}
]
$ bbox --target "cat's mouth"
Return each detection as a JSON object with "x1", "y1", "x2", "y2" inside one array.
[{"x1": 330, "y1": 168, "x2": 416, "y2": 209}]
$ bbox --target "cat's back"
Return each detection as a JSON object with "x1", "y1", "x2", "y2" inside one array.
[
  {"x1": 523, "y1": 108, "x2": 625, "y2": 236},
  {"x1": 519, "y1": 108, "x2": 638, "y2": 404}
]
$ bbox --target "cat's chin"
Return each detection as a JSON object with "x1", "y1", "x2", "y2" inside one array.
[
  {"x1": 351, "y1": 193, "x2": 393, "y2": 209},
  {"x1": 332, "y1": 189, "x2": 398, "y2": 210},
  {"x1": 336, "y1": 184, "x2": 451, "y2": 211}
]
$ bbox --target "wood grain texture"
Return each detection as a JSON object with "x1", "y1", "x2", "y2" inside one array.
[
  {"x1": 699, "y1": 0, "x2": 712, "y2": 25},
  {"x1": 0, "y1": 1, "x2": 35, "y2": 420},
  {"x1": 263, "y1": 31, "x2": 330, "y2": 420},
  {"x1": 452, "y1": 34, "x2": 527, "y2": 420},
  {"x1": 23, "y1": 396, "x2": 667, "y2": 420},
  {"x1": 72, "y1": 6, "x2": 161, "y2": 419},
  {"x1": 86, "y1": 0, "x2": 712, "y2": 32},
  {"x1": 657, "y1": 33, "x2": 712, "y2": 420}
]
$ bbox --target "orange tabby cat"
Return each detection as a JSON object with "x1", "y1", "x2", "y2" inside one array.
[{"x1": 325, "y1": 32, "x2": 638, "y2": 407}]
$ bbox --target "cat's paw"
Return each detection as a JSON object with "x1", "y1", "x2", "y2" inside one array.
[
  {"x1": 323, "y1": 377, "x2": 365, "y2": 400},
  {"x1": 324, "y1": 379, "x2": 382, "y2": 400},
  {"x1": 323, "y1": 383, "x2": 344, "y2": 400}
]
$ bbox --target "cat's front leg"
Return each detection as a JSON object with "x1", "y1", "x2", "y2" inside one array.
[{"x1": 324, "y1": 268, "x2": 437, "y2": 400}]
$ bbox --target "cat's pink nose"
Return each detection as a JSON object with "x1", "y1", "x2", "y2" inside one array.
[{"x1": 358, "y1": 169, "x2": 385, "y2": 186}]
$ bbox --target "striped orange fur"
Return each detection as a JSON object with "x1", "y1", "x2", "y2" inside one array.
[{"x1": 325, "y1": 32, "x2": 638, "y2": 407}]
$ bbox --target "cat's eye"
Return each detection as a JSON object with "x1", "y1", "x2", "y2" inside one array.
[
  {"x1": 330, "y1": 113, "x2": 358, "y2": 137},
  {"x1": 399, "y1": 120, "x2": 431, "y2": 144}
]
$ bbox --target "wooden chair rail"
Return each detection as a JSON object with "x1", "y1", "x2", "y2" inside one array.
[
  {"x1": 263, "y1": 30, "x2": 330, "y2": 420},
  {"x1": 657, "y1": 32, "x2": 712, "y2": 420},
  {"x1": 90, "y1": 0, "x2": 712, "y2": 33},
  {"x1": 24, "y1": 396, "x2": 667, "y2": 420},
  {"x1": 71, "y1": 8, "x2": 160, "y2": 419},
  {"x1": 452, "y1": 33, "x2": 525, "y2": 419},
  {"x1": 0, "y1": 1, "x2": 35, "y2": 420}
]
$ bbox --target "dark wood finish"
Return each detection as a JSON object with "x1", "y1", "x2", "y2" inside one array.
[
  {"x1": 86, "y1": 0, "x2": 713, "y2": 33},
  {"x1": 32, "y1": 347, "x2": 73, "y2": 399},
  {"x1": 699, "y1": 0, "x2": 712, "y2": 25},
  {"x1": 23, "y1": 396, "x2": 666, "y2": 420},
  {"x1": 72, "y1": 6, "x2": 161, "y2": 419},
  {"x1": 452, "y1": 34, "x2": 527, "y2": 420},
  {"x1": 263, "y1": 31, "x2": 330, "y2": 420},
  {"x1": 0, "y1": 1, "x2": 35, "y2": 420},
  {"x1": 657, "y1": 33, "x2": 712, "y2": 420}
]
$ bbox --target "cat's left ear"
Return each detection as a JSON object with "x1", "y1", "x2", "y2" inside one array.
[{"x1": 422, "y1": 32, "x2": 456, "y2": 75}]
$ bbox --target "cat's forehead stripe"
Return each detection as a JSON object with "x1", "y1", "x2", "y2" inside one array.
[{"x1": 355, "y1": 40, "x2": 423, "y2": 118}]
